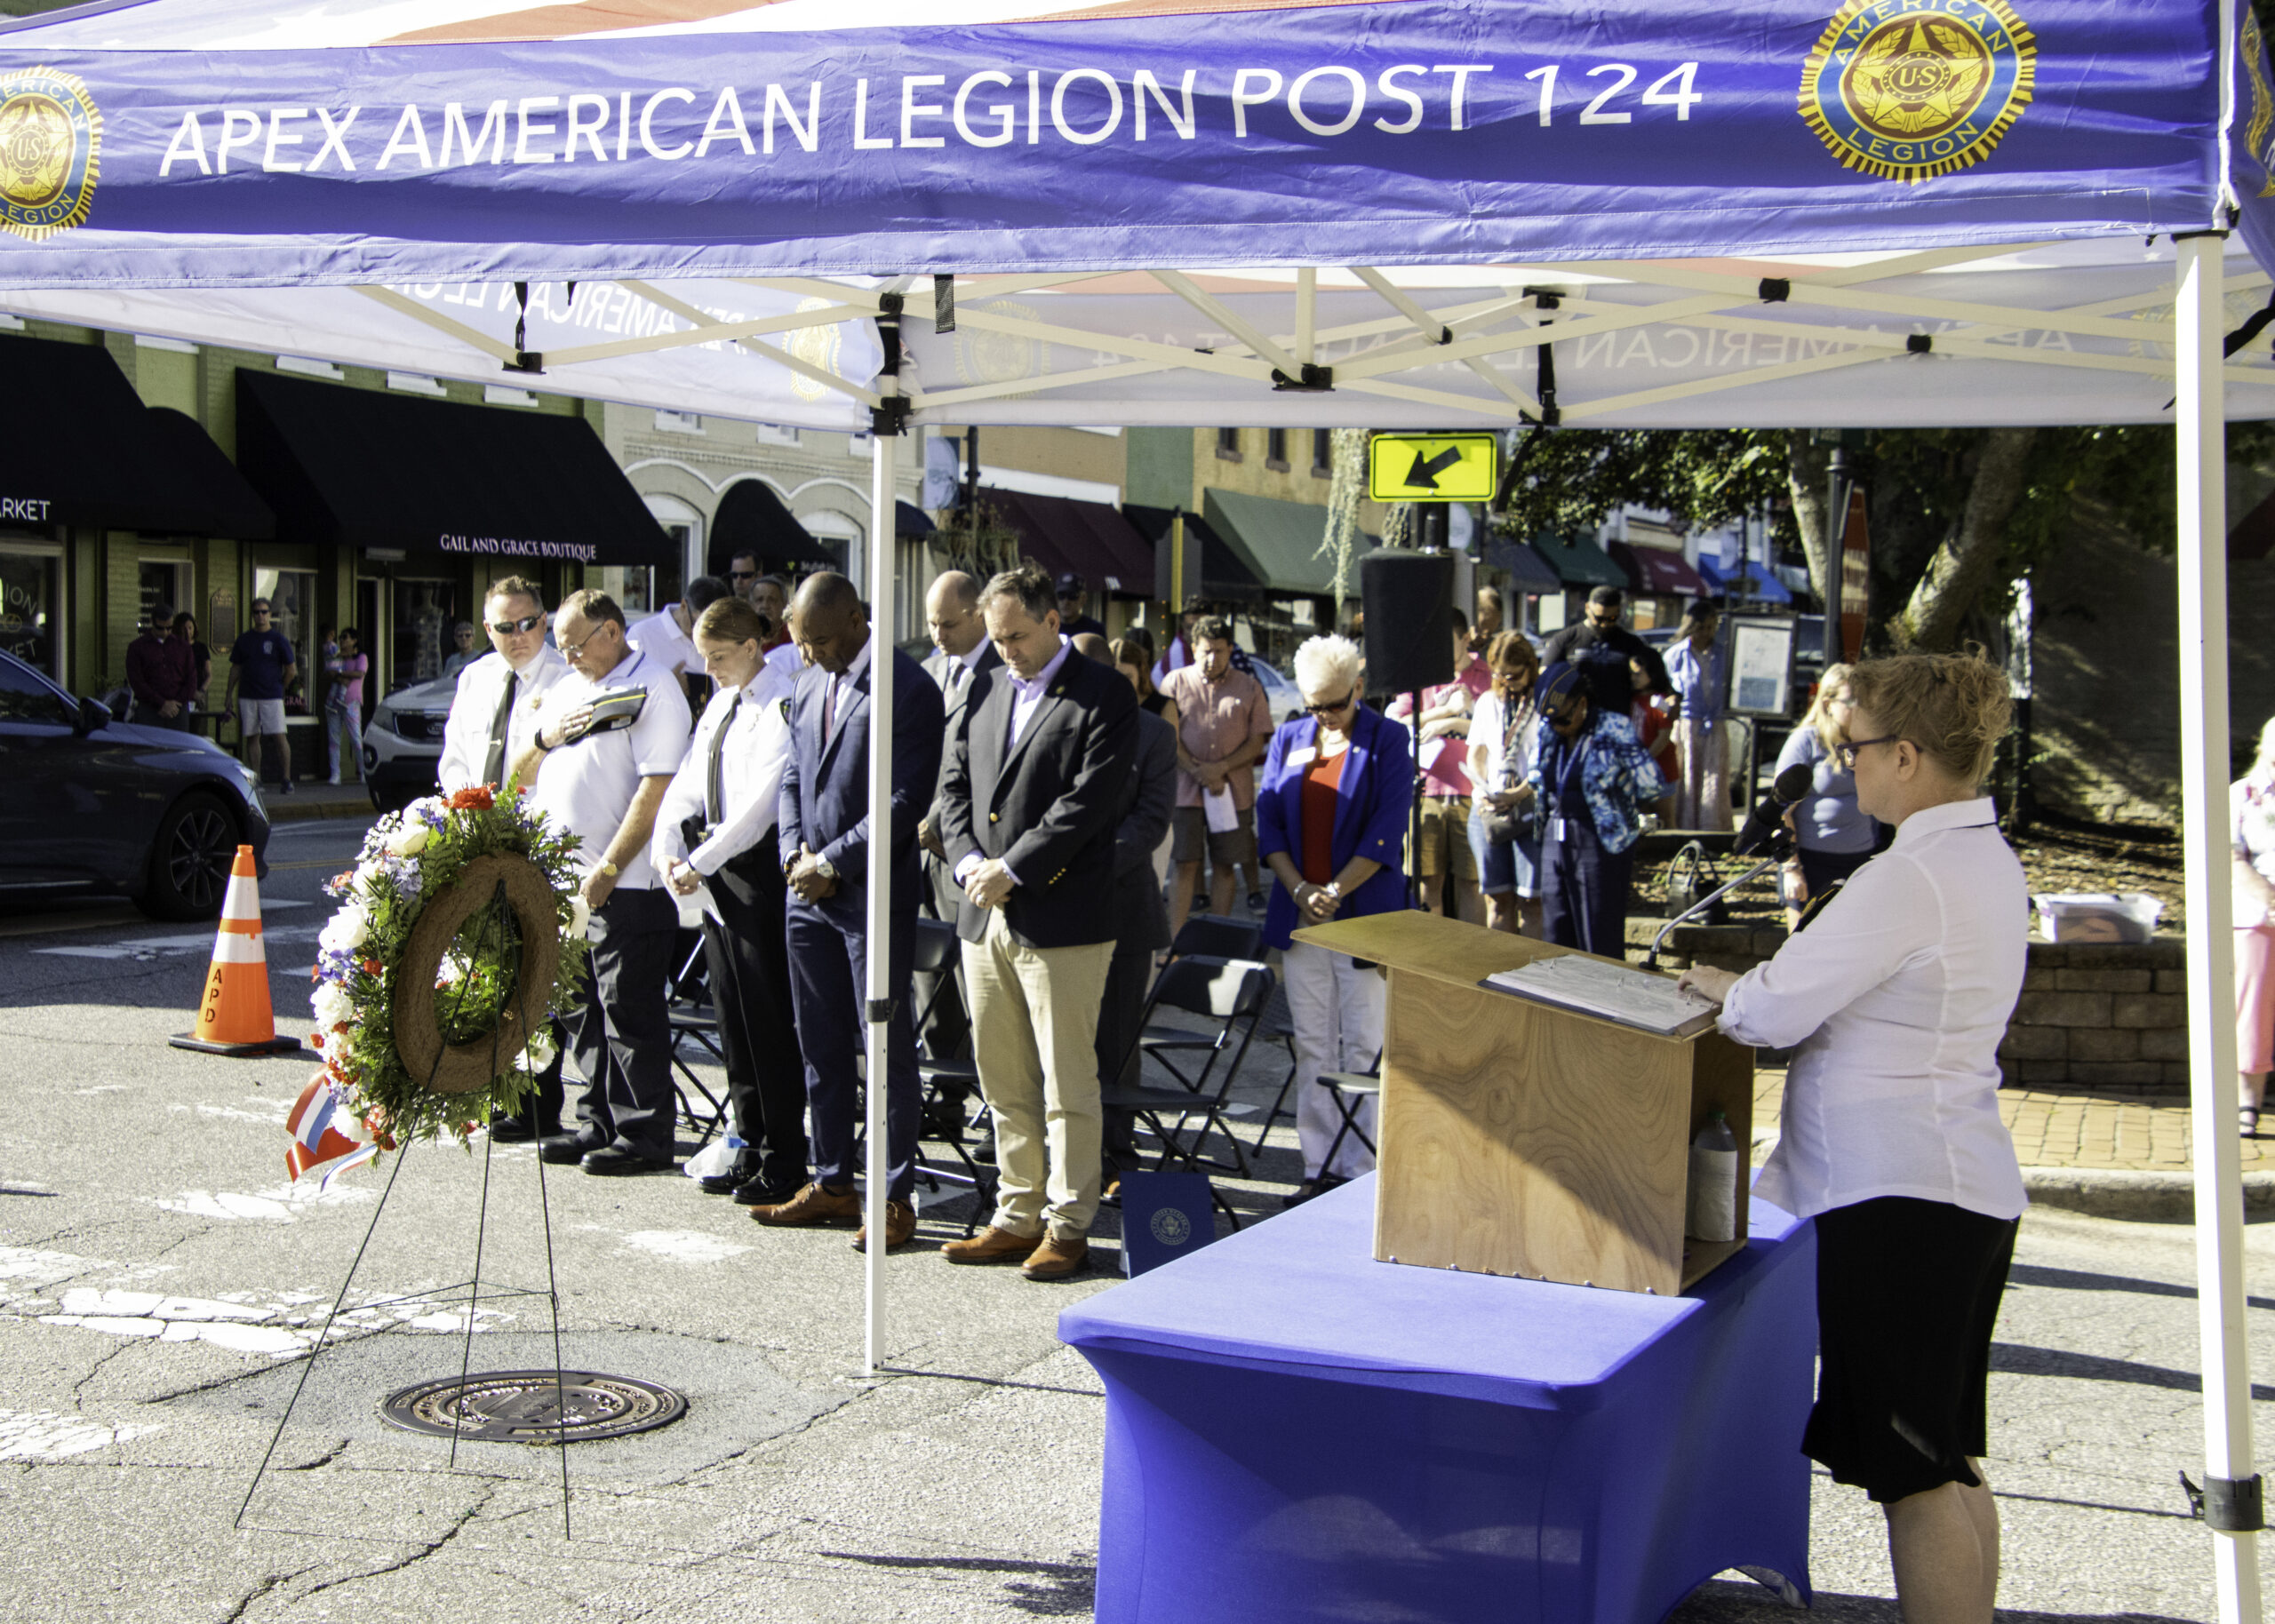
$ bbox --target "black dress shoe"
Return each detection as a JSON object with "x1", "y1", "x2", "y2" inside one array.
[
  {"x1": 970, "y1": 1130, "x2": 997, "y2": 1167},
  {"x1": 539, "y1": 1128, "x2": 605, "y2": 1165},
  {"x1": 489, "y1": 1113, "x2": 557, "y2": 1144},
  {"x1": 581, "y1": 1144, "x2": 675, "y2": 1176},
  {"x1": 731, "y1": 1173, "x2": 806, "y2": 1207},
  {"x1": 697, "y1": 1156, "x2": 761, "y2": 1195}
]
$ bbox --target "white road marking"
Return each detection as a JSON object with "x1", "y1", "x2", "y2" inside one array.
[
  {"x1": 0, "y1": 1409, "x2": 163, "y2": 1461},
  {"x1": 36, "y1": 923, "x2": 323, "y2": 961},
  {"x1": 156, "y1": 1182, "x2": 373, "y2": 1222},
  {"x1": 621, "y1": 1230, "x2": 751, "y2": 1265}
]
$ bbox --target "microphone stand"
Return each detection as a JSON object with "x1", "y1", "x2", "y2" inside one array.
[{"x1": 1645, "y1": 829, "x2": 1794, "y2": 970}]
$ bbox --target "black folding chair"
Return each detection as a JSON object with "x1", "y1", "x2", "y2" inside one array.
[
  {"x1": 1133, "y1": 917, "x2": 1268, "y2": 1099},
  {"x1": 1317, "y1": 1053, "x2": 1385, "y2": 1175},
  {"x1": 663, "y1": 930, "x2": 728, "y2": 1150},
  {"x1": 1102, "y1": 956, "x2": 1274, "y2": 1208},
  {"x1": 908, "y1": 916, "x2": 994, "y2": 1233}
]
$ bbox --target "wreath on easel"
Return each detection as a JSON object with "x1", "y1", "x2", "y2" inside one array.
[{"x1": 307, "y1": 786, "x2": 590, "y2": 1153}]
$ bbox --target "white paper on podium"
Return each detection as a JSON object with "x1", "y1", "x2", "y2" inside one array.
[{"x1": 1482, "y1": 954, "x2": 1720, "y2": 1038}]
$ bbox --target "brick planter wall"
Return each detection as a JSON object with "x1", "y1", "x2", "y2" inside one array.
[{"x1": 1649, "y1": 924, "x2": 2191, "y2": 1093}]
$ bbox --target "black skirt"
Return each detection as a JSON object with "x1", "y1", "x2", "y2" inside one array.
[{"x1": 1805, "y1": 1195, "x2": 2019, "y2": 1503}]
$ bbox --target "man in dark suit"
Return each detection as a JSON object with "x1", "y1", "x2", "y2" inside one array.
[
  {"x1": 937, "y1": 565, "x2": 1138, "y2": 1281},
  {"x1": 914, "y1": 569, "x2": 1003, "y2": 1122},
  {"x1": 751, "y1": 572, "x2": 945, "y2": 1251},
  {"x1": 1069, "y1": 633, "x2": 1176, "y2": 1190}
]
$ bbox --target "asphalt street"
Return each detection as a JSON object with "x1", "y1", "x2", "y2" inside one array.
[{"x1": 0, "y1": 811, "x2": 2269, "y2": 1621}]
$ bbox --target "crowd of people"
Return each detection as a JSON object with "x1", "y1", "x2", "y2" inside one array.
[{"x1": 402, "y1": 558, "x2": 1908, "y2": 1270}]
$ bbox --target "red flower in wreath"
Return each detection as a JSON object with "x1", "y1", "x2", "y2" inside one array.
[{"x1": 447, "y1": 785, "x2": 496, "y2": 812}]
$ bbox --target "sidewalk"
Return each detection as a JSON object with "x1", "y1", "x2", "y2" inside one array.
[
  {"x1": 264, "y1": 781, "x2": 380, "y2": 823},
  {"x1": 1752, "y1": 1066, "x2": 2275, "y2": 1221}
]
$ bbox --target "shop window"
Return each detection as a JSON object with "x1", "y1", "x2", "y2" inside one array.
[
  {"x1": 252, "y1": 566, "x2": 318, "y2": 672},
  {"x1": 0, "y1": 547, "x2": 61, "y2": 678},
  {"x1": 387, "y1": 578, "x2": 457, "y2": 689},
  {"x1": 591, "y1": 568, "x2": 655, "y2": 620},
  {"x1": 1312, "y1": 429, "x2": 1332, "y2": 478},
  {"x1": 140, "y1": 560, "x2": 190, "y2": 628},
  {"x1": 1215, "y1": 427, "x2": 1242, "y2": 462},
  {"x1": 1265, "y1": 428, "x2": 1289, "y2": 472}
]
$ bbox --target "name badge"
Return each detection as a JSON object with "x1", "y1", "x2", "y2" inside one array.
[
  {"x1": 1545, "y1": 814, "x2": 1569, "y2": 843},
  {"x1": 1286, "y1": 746, "x2": 1316, "y2": 768}
]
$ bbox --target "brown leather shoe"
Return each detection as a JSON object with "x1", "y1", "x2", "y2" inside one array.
[
  {"x1": 1020, "y1": 1235, "x2": 1090, "y2": 1281},
  {"x1": 851, "y1": 1199, "x2": 918, "y2": 1252},
  {"x1": 941, "y1": 1225, "x2": 1040, "y2": 1265},
  {"x1": 750, "y1": 1182, "x2": 860, "y2": 1228}
]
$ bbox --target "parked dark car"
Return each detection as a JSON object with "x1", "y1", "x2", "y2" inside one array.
[{"x1": 0, "y1": 649, "x2": 271, "y2": 919}]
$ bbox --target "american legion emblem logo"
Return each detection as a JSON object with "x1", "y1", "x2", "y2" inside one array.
[
  {"x1": 0, "y1": 65, "x2": 100, "y2": 241},
  {"x1": 1800, "y1": 0, "x2": 2034, "y2": 184}
]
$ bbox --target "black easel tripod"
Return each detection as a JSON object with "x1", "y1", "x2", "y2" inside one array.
[{"x1": 235, "y1": 880, "x2": 576, "y2": 1538}]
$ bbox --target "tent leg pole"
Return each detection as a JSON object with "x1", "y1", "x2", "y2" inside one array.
[
  {"x1": 862, "y1": 418, "x2": 898, "y2": 1381},
  {"x1": 2175, "y1": 232, "x2": 2263, "y2": 1624}
]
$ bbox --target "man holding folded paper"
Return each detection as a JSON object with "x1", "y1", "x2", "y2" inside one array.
[{"x1": 1160, "y1": 617, "x2": 1273, "y2": 939}]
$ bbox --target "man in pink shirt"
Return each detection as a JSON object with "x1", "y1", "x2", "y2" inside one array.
[
  {"x1": 1158, "y1": 617, "x2": 1273, "y2": 939},
  {"x1": 1386, "y1": 609, "x2": 1491, "y2": 922}
]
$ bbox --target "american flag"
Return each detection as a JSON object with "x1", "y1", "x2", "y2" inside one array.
[{"x1": 285, "y1": 1076, "x2": 377, "y2": 1192}]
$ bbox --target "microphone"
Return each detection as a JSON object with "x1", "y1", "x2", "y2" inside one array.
[{"x1": 1733, "y1": 762, "x2": 1816, "y2": 856}]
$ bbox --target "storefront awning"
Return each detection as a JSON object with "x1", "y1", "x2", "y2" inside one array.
[
  {"x1": 1608, "y1": 540, "x2": 1709, "y2": 601},
  {"x1": 1202, "y1": 490, "x2": 1341, "y2": 598},
  {"x1": 1696, "y1": 555, "x2": 1795, "y2": 605},
  {"x1": 1481, "y1": 537, "x2": 1562, "y2": 594},
  {"x1": 1529, "y1": 530, "x2": 1628, "y2": 591},
  {"x1": 981, "y1": 487, "x2": 1152, "y2": 596},
  {"x1": 711, "y1": 478, "x2": 834, "y2": 575},
  {"x1": 0, "y1": 334, "x2": 272, "y2": 538},
  {"x1": 897, "y1": 499, "x2": 937, "y2": 540},
  {"x1": 235, "y1": 369, "x2": 669, "y2": 568},
  {"x1": 1122, "y1": 505, "x2": 1267, "y2": 604}
]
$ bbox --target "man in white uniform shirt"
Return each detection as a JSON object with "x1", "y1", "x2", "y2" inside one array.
[
  {"x1": 437, "y1": 575, "x2": 573, "y2": 1142},
  {"x1": 627, "y1": 575, "x2": 730, "y2": 707},
  {"x1": 514, "y1": 589, "x2": 692, "y2": 1175}
]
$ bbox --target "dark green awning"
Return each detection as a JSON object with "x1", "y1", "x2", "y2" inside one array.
[
  {"x1": 1202, "y1": 488, "x2": 1342, "y2": 596},
  {"x1": 1529, "y1": 529, "x2": 1627, "y2": 589}
]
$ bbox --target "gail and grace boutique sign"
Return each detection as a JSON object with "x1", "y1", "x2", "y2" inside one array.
[
  {"x1": 0, "y1": 0, "x2": 2237, "y2": 275},
  {"x1": 438, "y1": 534, "x2": 600, "y2": 563}
]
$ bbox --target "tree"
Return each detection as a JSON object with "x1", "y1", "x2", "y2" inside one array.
[{"x1": 1493, "y1": 418, "x2": 2275, "y2": 654}]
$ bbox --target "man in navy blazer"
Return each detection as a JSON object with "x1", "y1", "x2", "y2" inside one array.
[
  {"x1": 936, "y1": 566, "x2": 1138, "y2": 1280},
  {"x1": 751, "y1": 573, "x2": 945, "y2": 1251}
]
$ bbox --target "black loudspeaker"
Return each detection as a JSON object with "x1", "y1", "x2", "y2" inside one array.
[{"x1": 1360, "y1": 547, "x2": 1457, "y2": 695}]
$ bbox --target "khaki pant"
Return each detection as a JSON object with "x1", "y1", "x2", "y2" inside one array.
[{"x1": 963, "y1": 911, "x2": 1117, "y2": 1242}]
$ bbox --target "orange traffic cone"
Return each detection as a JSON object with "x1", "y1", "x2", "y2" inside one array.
[{"x1": 169, "y1": 845, "x2": 302, "y2": 1058}]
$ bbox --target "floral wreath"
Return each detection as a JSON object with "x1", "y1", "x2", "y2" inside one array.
[{"x1": 305, "y1": 785, "x2": 590, "y2": 1158}]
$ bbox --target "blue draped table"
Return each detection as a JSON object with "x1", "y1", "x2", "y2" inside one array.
[{"x1": 1059, "y1": 1176, "x2": 1816, "y2": 1624}]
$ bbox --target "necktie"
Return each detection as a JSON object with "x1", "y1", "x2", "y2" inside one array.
[
  {"x1": 823, "y1": 673, "x2": 839, "y2": 741},
  {"x1": 483, "y1": 670, "x2": 518, "y2": 788},
  {"x1": 706, "y1": 690, "x2": 740, "y2": 826}
]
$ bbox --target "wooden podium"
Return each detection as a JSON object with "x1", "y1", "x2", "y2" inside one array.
[{"x1": 1291, "y1": 912, "x2": 1754, "y2": 1296}]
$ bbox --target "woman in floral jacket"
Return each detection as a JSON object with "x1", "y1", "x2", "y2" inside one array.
[{"x1": 1529, "y1": 660, "x2": 1670, "y2": 956}]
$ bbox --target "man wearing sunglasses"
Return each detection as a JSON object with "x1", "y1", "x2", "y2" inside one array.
[{"x1": 437, "y1": 577, "x2": 575, "y2": 1141}]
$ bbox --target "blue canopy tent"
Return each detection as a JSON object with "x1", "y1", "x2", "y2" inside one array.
[{"x1": 3, "y1": 7, "x2": 2265, "y2": 1602}]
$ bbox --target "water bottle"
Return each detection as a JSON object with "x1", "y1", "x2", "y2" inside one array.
[{"x1": 1686, "y1": 1107, "x2": 1739, "y2": 1243}]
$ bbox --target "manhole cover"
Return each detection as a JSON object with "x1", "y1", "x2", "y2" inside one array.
[{"x1": 379, "y1": 1370, "x2": 687, "y2": 1444}]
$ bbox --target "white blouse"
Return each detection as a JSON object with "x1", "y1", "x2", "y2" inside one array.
[
  {"x1": 1717, "y1": 797, "x2": 2029, "y2": 1222},
  {"x1": 652, "y1": 664, "x2": 796, "y2": 876}
]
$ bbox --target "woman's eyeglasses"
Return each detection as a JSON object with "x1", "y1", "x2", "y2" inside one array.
[
  {"x1": 1304, "y1": 689, "x2": 1356, "y2": 716},
  {"x1": 488, "y1": 613, "x2": 543, "y2": 637},
  {"x1": 1834, "y1": 735, "x2": 1902, "y2": 769}
]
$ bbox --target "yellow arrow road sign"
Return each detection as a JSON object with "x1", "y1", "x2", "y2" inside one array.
[{"x1": 1368, "y1": 433, "x2": 1498, "y2": 503}]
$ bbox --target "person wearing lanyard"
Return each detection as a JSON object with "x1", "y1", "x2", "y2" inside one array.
[
  {"x1": 1666, "y1": 598, "x2": 1728, "y2": 831},
  {"x1": 1465, "y1": 631, "x2": 1543, "y2": 938},
  {"x1": 1678, "y1": 653, "x2": 2025, "y2": 1623},
  {"x1": 654, "y1": 597, "x2": 807, "y2": 1208},
  {"x1": 513, "y1": 590, "x2": 693, "y2": 1176},
  {"x1": 1528, "y1": 661, "x2": 1668, "y2": 957}
]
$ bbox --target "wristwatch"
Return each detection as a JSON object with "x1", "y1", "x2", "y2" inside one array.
[
  {"x1": 813, "y1": 856, "x2": 839, "y2": 882},
  {"x1": 596, "y1": 860, "x2": 619, "y2": 879}
]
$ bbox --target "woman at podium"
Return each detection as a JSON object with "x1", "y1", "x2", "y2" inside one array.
[
  {"x1": 1255, "y1": 633, "x2": 1413, "y2": 1204},
  {"x1": 1678, "y1": 652, "x2": 2024, "y2": 1624}
]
